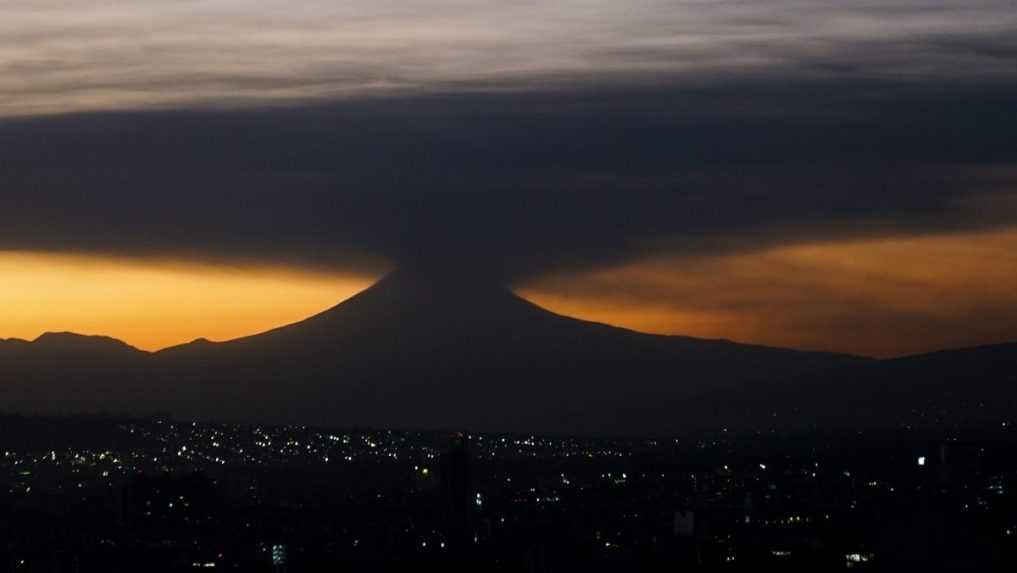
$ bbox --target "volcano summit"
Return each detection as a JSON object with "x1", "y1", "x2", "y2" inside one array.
[{"x1": 2, "y1": 270, "x2": 1014, "y2": 435}]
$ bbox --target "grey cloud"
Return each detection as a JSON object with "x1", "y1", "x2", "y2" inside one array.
[
  {"x1": 2, "y1": 0, "x2": 1016, "y2": 117},
  {"x1": 2, "y1": 74, "x2": 1015, "y2": 281}
]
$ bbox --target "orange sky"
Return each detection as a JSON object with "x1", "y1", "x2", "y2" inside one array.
[
  {"x1": 522, "y1": 227, "x2": 1017, "y2": 357},
  {"x1": 2, "y1": 227, "x2": 1017, "y2": 357},
  {"x1": 0, "y1": 253, "x2": 375, "y2": 350}
]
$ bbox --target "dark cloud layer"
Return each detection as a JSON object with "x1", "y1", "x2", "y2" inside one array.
[{"x1": 2, "y1": 75, "x2": 1015, "y2": 281}]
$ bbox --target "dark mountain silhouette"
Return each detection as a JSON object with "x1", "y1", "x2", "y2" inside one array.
[
  {"x1": 0, "y1": 332, "x2": 151, "y2": 417},
  {"x1": 1, "y1": 270, "x2": 1015, "y2": 434},
  {"x1": 1, "y1": 332, "x2": 141, "y2": 354},
  {"x1": 860, "y1": 342, "x2": 1017, "y2": 426}
]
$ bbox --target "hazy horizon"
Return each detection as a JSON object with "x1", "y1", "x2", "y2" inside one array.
[{"x1": 4, "y1": 244, "x2": 1016, "y2": 359}]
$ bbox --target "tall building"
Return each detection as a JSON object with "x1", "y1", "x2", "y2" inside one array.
[{"x1": 441, "y1": 432, "x2": 472, "y2": 554}]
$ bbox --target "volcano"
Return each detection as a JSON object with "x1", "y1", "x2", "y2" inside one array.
[
  {"x1": 147, "y1": 269, "x2": 867, "y2": 433},
  {"x1": 2, "y1": 270, "x2": 1015, "y2": 434}
]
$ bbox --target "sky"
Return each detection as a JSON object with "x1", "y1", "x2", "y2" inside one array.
[{"x1": 1, "y1": 0, "x2": 1016, "y2": 356}]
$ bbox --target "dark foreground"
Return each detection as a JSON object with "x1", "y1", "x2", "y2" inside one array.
[{"x1": 2, "y1": 414, "x2": 1015, "y2": 572}]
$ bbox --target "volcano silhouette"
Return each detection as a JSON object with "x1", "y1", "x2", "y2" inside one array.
[
  {"x1": 3, "y1": 269, "x2": 1016, "y2": 434},
  {"x1": 147, "y1": 269, "x2": 864, "y2": 433}
]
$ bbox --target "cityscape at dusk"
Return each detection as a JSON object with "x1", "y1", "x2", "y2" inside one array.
[
  {"x1": 3, "y1": 414, "x2": 1016, "y2": 570},
  {"x1": 2, "y1": 0, "x2": 1016, "y2": 570}
]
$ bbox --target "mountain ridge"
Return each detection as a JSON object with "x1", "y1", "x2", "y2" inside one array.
[
  {"x1": 1, "y1": 270, "x2": 1015, "y2": 434},
  {"x1": 153, "y1": 272, "x2": 867, "y2": 361}
]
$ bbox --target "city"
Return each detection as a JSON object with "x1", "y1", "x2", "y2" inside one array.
[
  {"x1": 3, "y1": 414, "x2": 1015, "y2": 571},
  {"x1": 4, "y1": 1, "x2": 1017, "y2": 570}
]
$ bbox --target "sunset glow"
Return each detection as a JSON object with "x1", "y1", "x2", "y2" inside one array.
[
  {"x1": 522, "y1": 227, "x2": 1017, "y2": 358},
  {"x1": 4, "y1": 227, "x2": 1017, "y2": 357},
  {"x1": 0, "y1": 252, "x2": 377, "y2": 351}
]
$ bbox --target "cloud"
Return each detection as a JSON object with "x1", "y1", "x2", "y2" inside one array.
[
  {"x1": 2, "y1": 73, "x2": 1016, "y2": 281},
  {"x1": 2, "y1": 1, "x2": 1016, "y2": 355},
  {"x1": 2, "y1": 1, "x2": 1016, "y2": 116},
  {"x1": 1, "y1": 1, "x2": 1015, "y2": 282}
]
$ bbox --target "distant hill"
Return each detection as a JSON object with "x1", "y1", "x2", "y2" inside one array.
[
  {"x1": 0, "y1": 332, "x2": 151, "y2": 417},
  {"x1": 1, "y1": 270, "x2": 1014, "y2": 435}
]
